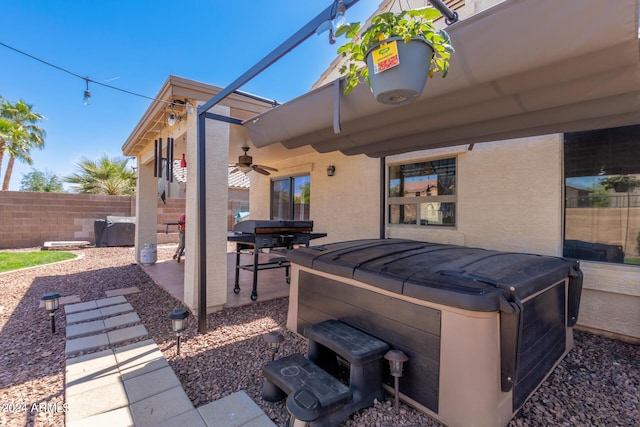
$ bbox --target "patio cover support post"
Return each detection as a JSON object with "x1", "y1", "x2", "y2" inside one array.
[
  {"x1": 195, "y1": 0, "x2": 362, "y2": 333},
  {"x1": 197, "y1": 111, "x2": 207, "y2": 333},
  {"x1": 380, "y1": 157, "x2": 385, "y2": 239}
]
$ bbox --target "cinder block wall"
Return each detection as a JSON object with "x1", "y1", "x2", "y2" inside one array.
[{"x1": 0, "y1": 191, "x2": 185, "y2": 249}]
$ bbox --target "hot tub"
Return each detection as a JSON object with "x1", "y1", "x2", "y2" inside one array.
[{"x1": 286, "y1": 239, "x2": 583, "y2": 427}]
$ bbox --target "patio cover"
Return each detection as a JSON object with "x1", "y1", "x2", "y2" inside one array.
[{"x1": 243, "y1": 0, "x2": 640, "y2": 157}]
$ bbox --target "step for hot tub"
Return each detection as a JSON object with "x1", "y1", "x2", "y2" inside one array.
[{"x1": 262, "y1": 353, "x2": 352, "y2": 416}]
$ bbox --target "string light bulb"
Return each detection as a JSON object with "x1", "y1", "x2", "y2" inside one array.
[
  {"x1": 167, "y1": 104, "x2": 176, "y2": 126},
  {"x1": 333, "y1": 0, "x2": 346, "y2": 30},
  {"x1": 83, "y1": 78, "x2": 91, "y2": 105}
]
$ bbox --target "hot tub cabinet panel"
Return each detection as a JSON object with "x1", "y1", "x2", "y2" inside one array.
[{"x1": 286, "y1": 239, "x2": 583, "y2": 427}]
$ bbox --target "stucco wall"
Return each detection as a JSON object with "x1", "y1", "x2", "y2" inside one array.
[
  {"x1": 249, "y1": 151, "x2": 381, "y2": 243},
  {"x1": 385, "y1": 135, "x2": 564, "y2": 255}
]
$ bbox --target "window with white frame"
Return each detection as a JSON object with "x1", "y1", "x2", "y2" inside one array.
[
  {"x1": 564, "y1": 125, "x2": 640, "y2": 265},
  {"x1": 388, "y1": 158, "x2": 457, "y2": 227}
]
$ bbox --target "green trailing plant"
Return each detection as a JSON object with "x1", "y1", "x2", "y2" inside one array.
[{"x1": 336, "y1": 7, "x2": 454, "y2": 95}]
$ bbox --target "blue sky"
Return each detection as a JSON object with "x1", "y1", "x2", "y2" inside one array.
[{"x1": 0, "y1": 0, "x2": 379, "y2": 190}]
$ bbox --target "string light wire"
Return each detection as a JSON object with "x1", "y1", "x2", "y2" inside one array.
[{"x1": 0, "y1": 40, "x2": 172, "y2": 105}]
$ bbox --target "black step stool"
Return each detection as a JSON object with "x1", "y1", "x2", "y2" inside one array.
[{"x1": 262, "y1": 320, "x2": 389, "y2": 427}]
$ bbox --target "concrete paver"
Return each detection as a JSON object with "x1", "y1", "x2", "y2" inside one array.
[
  {"x1": 66, "y1": 319, "x2": 106, "y2": 338},
  {"x1": 113, "y1": 339, "x2": 163, "y2": 371},
  {"x1": 66, "y1": 308, "x2": 104, "y2": 324},
  {"x1": 95, "y1": 295, "x2": 128, "y2": 307},
  {"x1": 123, "y1": 366, "x2": 182, "y2": 404},
  {"x1": 105, "y1": 286, "x2": 142, "y2": 297},
  {"x1": 65, "y1": 300, "x2": 98, "y2": 314},
  {"x1": 104, "y1": 312, "x2": 141, "y2": 329},
  {"x1": 129, "y1": 386, "x2": 194, "y2": 427},
  {"x1": 119, "y1": 357, "x2": 170, "y2": 381},
  {"x1": 65, "y1": 378, "x2": 129, "y2": 423},
  {"x1": 65, "y1": 333, "x2": 109, "y2": 355},
  {"x1": 66, "y1": 406, "x2": 134, "y2": 427},
  {"x1": 107, "y1": 324, "x2": 148, "y2": 345},
  {"x1": 156, "y1": 409, "x2": 207, "y2": 427},
  {"x1": 100, "y1": 303, "x2": 135, "y2": 317},
  {"x1": 197, "y1": 391, "x2": 275, "y2": 427},
  {"x1": 66, "y1": 349, "x2": 119, "y2": 384}
]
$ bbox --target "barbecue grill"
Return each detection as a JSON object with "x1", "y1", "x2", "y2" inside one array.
[{"x1": 227, "y1": 220, "x2": 326, "y2": 301}]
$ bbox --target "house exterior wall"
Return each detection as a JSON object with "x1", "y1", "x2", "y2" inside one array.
[
  {"x1": 386, "y1": 135, "x2": 563, "y2": 255},
  {"x1": 249, "y1": 151, "x2": 381, "y2": 243}
]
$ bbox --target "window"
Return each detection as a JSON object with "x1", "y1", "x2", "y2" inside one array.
[
  {"x1": 564, "y1": 125, "x2": 640, "y2": 265},
  {"x1": 271, "y1": 175, "x2": 310, "y2": 220},
  {"x1": 388, "y1": 158, "x2": 456, "y2": 227}
]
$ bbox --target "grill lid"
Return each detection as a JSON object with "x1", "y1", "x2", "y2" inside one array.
[{"x1": 233, "y1": 220, "x2": 314, "y2": 234}]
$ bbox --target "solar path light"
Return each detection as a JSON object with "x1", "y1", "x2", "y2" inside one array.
[
  {"x1": 384, "y1": 349, "x2": 409, "y2": 414},
  {"x1": 264, "y1": 331, "x2": 284, "y2": 362},
  {"x1": 41, "y1": 292, "x2": 60, "y2": 334},
  {"x1": 168, "y1": 308, "x2": 190, "y2": 356}
]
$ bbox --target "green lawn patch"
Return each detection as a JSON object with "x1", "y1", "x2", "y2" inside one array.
[{"x1": 0, "y1": 251, "x2": 78, "y2": 273}]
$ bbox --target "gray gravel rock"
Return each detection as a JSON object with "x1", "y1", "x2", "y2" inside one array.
[{"x1": 0, "y1": 247, "x2": 637, "y2": 427}]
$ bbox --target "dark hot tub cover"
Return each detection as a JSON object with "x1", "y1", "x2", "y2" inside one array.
[{"x1": 287, "y1": 239, "x2": 582, "y2": 321}]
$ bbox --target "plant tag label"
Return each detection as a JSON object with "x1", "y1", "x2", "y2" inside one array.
[{"x1": 372, "y1": 40, "x2": 399, "y2": 74}]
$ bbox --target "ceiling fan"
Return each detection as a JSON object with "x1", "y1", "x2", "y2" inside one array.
[{"x1": 230, "y1": 146, "x2": 278, "y2": 175}]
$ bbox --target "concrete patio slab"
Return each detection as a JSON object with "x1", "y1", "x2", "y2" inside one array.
[
  {"x1": 95, "y1": 295, "x2": 128, "y2": 307},
  {"x1": 107, "y1": 324, "x2": 148, "y2": 346},
  {"x1": 105, "y1": 286, "x2": 142, "y2": 297},
  {"x1": 66, "y1": 308, "x2": 104, "y2": 324},
  {"x1": 104, "y1": 312, "x2": 141, "y2": 329},
  {"x1": 100, "y1": 302, "x2": 135, "y2": 317},
  {"x1": 129, "y1": 386, "x2": 194, "y2": 427},
  {"x1": 65, "y1": 300, "x2": 98, "y2": 314},
  {"x1": 65, "y1": 333, "x2": 109, "y2": 355},
  {"x1": 65, "y1": 319, "x2": 106, "y2": 338},
  {"x1": 197, "y1": 391, "x2": 275, "y2": 427},
  {"x1": 65, "y1": 406, "x2": 134, "y2": 427},
  {"x1": 123, "y1": 366, "x2": 182, "y2": 404}
]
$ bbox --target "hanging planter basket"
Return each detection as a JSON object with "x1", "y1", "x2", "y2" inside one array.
[{"x1": 365, "y1": 37, "x2": 434, "y2": 105}]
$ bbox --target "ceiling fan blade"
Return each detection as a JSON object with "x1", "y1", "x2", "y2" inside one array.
[
  {"x1": 252, "y1": 166, "x2": 271, "y2": 175},
  {"x1": 254, "y1": 164, "x2": 278, "y2": 172},
  {"x1": 230, "y1": 168, "x2": 240, "y2": 174}
]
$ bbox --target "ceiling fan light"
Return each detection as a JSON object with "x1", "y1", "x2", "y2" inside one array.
[{"x1": 238, "y1": 165, "x2": 252, "y2": 173}]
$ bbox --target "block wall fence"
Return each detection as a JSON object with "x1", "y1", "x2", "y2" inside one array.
[{"x1": 0, "y1": 191, "x2": 186, "y2": 249}]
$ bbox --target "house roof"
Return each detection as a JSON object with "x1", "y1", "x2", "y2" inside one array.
[{"x1": 243, "y1": 0, "x2": 640, "y2": 157}]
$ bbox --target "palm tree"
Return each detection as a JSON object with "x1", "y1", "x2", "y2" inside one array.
[
  {"x1": 0, "y1": 98, "x2": 46, "y2": 190},
  {"x1": 64, "y1": 155, "x2": 136, "y2": 195}
]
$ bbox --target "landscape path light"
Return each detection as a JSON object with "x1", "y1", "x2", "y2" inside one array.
[
  {"x1": 168, "y1": 308, "x2": 190, "y2": 356},
  {"x1": 41, "y1": 292, "x2": 60, "y2": 333},
  {"x1": 264, "y1": 331, "x2": 284, "y2": 362},
  {"x1": 384, "y1": 349, "x2": 409, "y2": 414}
]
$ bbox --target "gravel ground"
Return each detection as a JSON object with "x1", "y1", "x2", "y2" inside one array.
[{"x1": 0, "y1": 246, "x2": 638, "y2": 427}]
